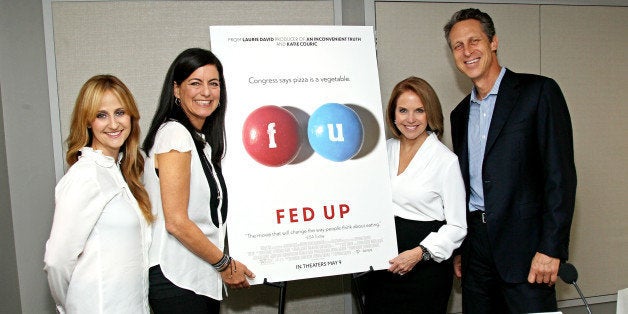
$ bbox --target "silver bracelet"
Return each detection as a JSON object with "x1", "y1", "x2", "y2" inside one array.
[{"x1": 212, "y1": 253, "x2": 231, "y2": 272}]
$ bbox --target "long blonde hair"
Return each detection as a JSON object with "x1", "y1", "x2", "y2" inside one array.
[{"x1": 66, "y1": 75, "x2": 153, "y2": 222}]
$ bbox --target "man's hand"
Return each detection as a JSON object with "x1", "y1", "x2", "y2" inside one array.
[
  {"x1": 453, "y1": 255, "x2": 462, "y2": 278},
  {"x1": 528, "y1": 252, "x2": 560, "y2": 286}
]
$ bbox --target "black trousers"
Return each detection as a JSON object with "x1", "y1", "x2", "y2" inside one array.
[
  {"x1": 462, "y1": 213, "x2": 557, "y2": 314},
  {"x1": 362, "y1": 217, "x2": 453, "y2": 314},
  {"x1": 149, "y1": 265, "x2": 221, "y2": 314}
]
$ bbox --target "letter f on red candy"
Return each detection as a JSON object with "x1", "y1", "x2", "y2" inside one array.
[{"x1": 243, "y1": 105, "x2": 300, "y2": 167}]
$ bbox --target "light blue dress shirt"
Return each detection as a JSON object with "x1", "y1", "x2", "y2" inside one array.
[{"x1": 467, "y1": 67, "x2": 506, "y2": 212}]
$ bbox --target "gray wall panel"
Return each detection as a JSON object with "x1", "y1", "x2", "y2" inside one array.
[
  {"x1": 1, "y1": 0, "x2": 57, "y2": 312},
  {"x1": 1, "y1": 0, "x2": 625, "y2": 313},
  {"x1": 541, "y1": 4, "x2": 628, "y2": 299}
]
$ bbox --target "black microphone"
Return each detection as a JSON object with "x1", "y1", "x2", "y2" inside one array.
[
  {"x1": 558, "y1": 263, "x2": 592, "y2": 314},
  {"x1": 558, "y1": 262, "x2": 578, "y2": 283}
]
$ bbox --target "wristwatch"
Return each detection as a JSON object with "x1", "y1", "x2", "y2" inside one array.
[{"x1": 419, "y1": 245, "x2": 432, "y2": 261}]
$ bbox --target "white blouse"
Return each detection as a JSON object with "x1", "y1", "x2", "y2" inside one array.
[
  {"x1": 387, "y1": 133, "x2": 467, "y2": 262},
  {"x1": 44, "y1": 147, "x2": 151, "y2": 314},
  {"x1": 144, "y1": 121, "x2": 226, "y2": 300}
]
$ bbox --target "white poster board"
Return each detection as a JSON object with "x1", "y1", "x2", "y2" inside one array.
[{"x1": 210, "y1": 25, "x2": 397, "y2": 284}]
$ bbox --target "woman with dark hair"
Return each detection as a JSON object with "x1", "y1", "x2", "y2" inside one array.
[
  {"x1": 362, "y1": 77, "x2": 466, "y2": 313},
  {"x1": 44, "y1": 74, "x2": 153, "y2": 313},
  {"x1": 143, "y1": 48, "x2": 254, "y2": 313}
]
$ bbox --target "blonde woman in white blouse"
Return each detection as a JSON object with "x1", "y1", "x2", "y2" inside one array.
[
  {"x1": 44, "y1": 75, "x2": 153, "y2": 314},
  {"x1": 362, "y1": 77, "x2": 467, "y2": 314}
]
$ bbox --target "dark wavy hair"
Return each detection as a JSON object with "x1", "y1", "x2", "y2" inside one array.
[
  {"x1": 143, "y1": 48, "x2": 227, "y2": 166},
  {"x1": 443, "y1": 8, "x2": 496, "y2": 48}
]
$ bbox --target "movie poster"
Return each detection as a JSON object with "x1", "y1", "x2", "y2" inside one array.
[{"x1": 210, "y1": 25, "x2": 397, "y2": 284}]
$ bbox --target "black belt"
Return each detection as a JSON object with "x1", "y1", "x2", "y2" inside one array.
[{"x1": 469, "y1": 210, "x2": 486, "y2": 223}]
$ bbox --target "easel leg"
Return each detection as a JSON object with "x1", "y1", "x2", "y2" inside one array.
[
  {"x1": 264, "y1": 279, "x2": 287, "y2": 314},
  {"x1": 351, "y1": 266, "x2": 374, "y2": 314}
]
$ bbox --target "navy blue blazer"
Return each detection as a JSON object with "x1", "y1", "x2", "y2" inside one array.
[{"x1": 450, "y1": 69, "x2": 577, "y2": 283}]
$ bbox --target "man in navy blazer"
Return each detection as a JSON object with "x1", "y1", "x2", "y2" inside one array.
[{"x1": 444, "y1": 8, "x2": 577, "y2": 313}]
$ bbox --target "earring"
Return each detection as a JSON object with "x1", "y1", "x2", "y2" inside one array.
[{"x1": 175, "y1": 98, "x2": 181, "y2": 106}]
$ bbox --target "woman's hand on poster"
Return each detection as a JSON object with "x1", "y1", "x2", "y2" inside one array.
[
  {"x1": 220, "y1": 259, "x2": 255, "y2": 289},
  {"x1": 388, "y1": 247, "x2": 422, "y2": 276}
]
